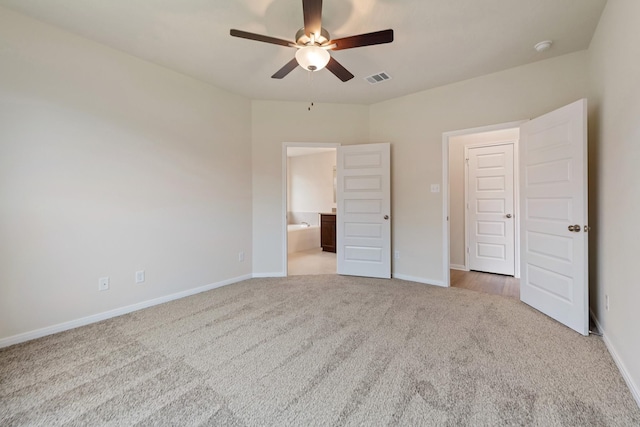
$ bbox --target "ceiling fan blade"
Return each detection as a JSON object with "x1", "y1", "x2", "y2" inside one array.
[
  {"x1": 271, "y1": 58, "x2": 300, "y2": 79},
  {"x1": 230, "y1": 29, "x2": 293, "y2": 47},
  {"x1": 329, "y1": 29, "x2": 394, "y2": 51},
  {"x1": 325, "y1": 56, "x2": 354, "y2": 82},
  {"x1": 303, "y1": 0, "x2": 323, "y2": 38}
]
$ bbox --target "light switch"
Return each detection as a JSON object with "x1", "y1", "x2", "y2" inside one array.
[{"x1": 135, "y1": 270, "x2": 145, "y2": 284}]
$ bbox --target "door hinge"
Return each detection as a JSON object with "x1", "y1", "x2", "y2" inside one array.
[{"x1": 467, "y1": 247, "x2": 470, "y2": 254}]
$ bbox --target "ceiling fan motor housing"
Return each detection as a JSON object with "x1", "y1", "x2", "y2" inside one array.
[{"x1": 295, "y1": 27, "x2": 330, "y2": 46}]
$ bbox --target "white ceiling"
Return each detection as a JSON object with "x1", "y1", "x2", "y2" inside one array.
[{"x1": 0, "y1": 0, "x2": 607, "y2": 105}]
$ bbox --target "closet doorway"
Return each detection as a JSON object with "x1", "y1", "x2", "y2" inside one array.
[
  {"x1": 442, "y1": 100, "x2": 590, "y2": 335},
  {"x1": 444, "y1": 122, "x2": 523, "y2": 289}
]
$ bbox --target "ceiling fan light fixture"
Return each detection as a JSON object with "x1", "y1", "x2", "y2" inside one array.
[{"x1": 295, "y1": 45, "x2": 330, "y2": 71}]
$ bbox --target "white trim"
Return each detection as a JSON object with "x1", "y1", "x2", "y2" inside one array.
[
  {"x1": 464, "y1": 147, "x2": 468, "y2": 270},
  {"x1": 442, "y1": 137, "x2": 450, "y2": 286},
  {"x1": 443, "y1": 121, "x2": 528, "y2": 139},
  {"x1": 392, "y1": 273, "x2": 447, "y2": 287},
  {"x1": 442, "y1": 120, "x2": 526, "y2": 288},
  {"x1": 282, "y1": 142, "x2": 340, "y2": 277},
  {"x1": 590, "y1": 310, "x2": 640, "y2": 408},
  {"x1": 513, "y1": 140, "x2": 521, "y2": 278},
  {"x1": 450, "y1": 264, "x2": 468, "y2": 271},
  {"x1": 0, "y1": 274, "x2": 253, "y2": 349},
  {"x1": 252, "y1": 272, "x2": 287, "y2": 278}
]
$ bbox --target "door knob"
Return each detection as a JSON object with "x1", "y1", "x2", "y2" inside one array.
[
  {"x1": 384, "y1": 215, "x2": 389, "y2": 220},
  {"x1": 568, "y1": 224, "x2": 581, "y2": 232},
  {"x1": 505, "y1": 214, "x2": 512, "y2": 218}
]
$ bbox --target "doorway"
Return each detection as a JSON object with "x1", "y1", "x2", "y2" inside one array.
[
  {"x1": 282, "y1": 142, "x2": 392, "y2": 279},
  {"x1": 283, "y1": 143, "x2": 338, "y2": 276},
  {"x1": 445, "y1": 125, "x2": 522, "y2": 279},
  {"x1": 442, "y1": 100, "x2": 589, "y2": 335}
]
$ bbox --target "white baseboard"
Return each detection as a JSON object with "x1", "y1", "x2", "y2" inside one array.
[
  {"x1": 392, "y1": 273, "x2": 447, "y2": 287},
  {"x1": 590, "y1": 309, "x2": 640, "y2": 408},
  {"x1": 450, "y1": 264, "x2": 468, "y2": 271},
  {"x1": 0, "y1": 273, "x2": 253, "y2": 349},
  {"x1": 252, "y1": 272, "x2": 286, "y2": 278}
]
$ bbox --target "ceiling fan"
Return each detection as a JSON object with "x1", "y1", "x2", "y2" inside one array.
[{"x1": 230, "y1": 0, "x2": 394, "y2": 82}]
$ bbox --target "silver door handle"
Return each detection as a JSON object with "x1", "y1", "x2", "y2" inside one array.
[
  {"x1": 568, "y1": 224, "x2": 581, "y2": 232},
  {"x1": 505, "y1": 214, "x2": 512, "y2": 218}
]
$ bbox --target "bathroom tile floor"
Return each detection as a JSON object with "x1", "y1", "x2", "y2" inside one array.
[{"x1": 288, "y1": 247, "x2": 337, "y2": 276}]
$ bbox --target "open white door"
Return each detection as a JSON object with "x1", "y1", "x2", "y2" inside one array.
[
  {"x1": 336, "y1": 143, "x2": 391, "y2": 278},
  {"x1": 520, "y1": 99, "x2": 588, "y2": 335}
]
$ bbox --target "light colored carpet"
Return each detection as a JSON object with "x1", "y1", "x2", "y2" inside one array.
[{"x1": 1, "y1": 275, "x2": 639, "y2": 426}]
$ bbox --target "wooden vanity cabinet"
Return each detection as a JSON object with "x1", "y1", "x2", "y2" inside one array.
[{"x1": 320, "y1": 214, "x2": 336, "y2": 253}]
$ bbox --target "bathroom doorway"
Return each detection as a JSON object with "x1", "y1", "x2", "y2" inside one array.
[{"x1": 283, "y1": 143, "x2": 338, "y2": 275}]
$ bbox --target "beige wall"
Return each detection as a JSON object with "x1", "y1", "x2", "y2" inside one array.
[
  {"x1": 288, "y1": 151, "x2": 336, "y2": 224},
  {"x1": 370, "y1": 51, "x2": 589, "y2": 284},
  {"x1": 252, "y1": 101, "x2": 369, "y2": 275},
  {"x1": 252, "y1": 53, "x2": 589, "y2": 284},
  {"x1": 0, "y1": 8, "x2": 252, "y2": 340},
  {"x1": 588, "y1": 0, "x2": 640, "y2": 403},
  {"x1": 448, "y1": 128, "x2": 520, "y2": 269}
]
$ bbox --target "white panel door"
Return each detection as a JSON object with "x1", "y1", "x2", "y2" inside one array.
[
  {"x1": 337, "y1": 143, "x2": 391, "y2": 278},
  {"x1": 520, "y1": 99, "x2": 588, "y2": 335},
  {"x1": 468, "y1": 144, "x2": 515, "y2": 276}
]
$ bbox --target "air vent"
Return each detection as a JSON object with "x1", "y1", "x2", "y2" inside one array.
[{"x1": 365, "y1": 72, "x2": 392, "y2": 85}]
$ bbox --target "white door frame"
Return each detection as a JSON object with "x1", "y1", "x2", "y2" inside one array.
[
  {"x1": 464, "y1": 141, "x2": 519, "y2": 276},
  {"x1": 281, "y1": 142, "x2": 340, "y2": 276},
  {"x1": 442, "y1": 120, "x2": 526, "y2": 287}
]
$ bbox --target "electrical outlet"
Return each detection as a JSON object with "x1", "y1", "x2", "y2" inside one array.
[
  {"x1": 135, "y1": 270, "x2": 145, "y2": 284},
  {"x1": 394, "y1": 250, "x2": 400, "y2": 260},
  {"x1": 98, "y1": 277, "x2": 109, "y2": 291},
  {"x1": 238, "y1": 251, "x2": 245, "y2": 262},
  {"x1": 430, "y1": 184, "x2": 440, "y2": 193},
  {"x1": 605, "y1": 294, "x2": 609, "y2": 311}
]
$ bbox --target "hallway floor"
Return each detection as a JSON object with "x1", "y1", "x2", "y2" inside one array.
[
  {"x1": 288, "y1": 247, "x2": 336, "y2": 276},
  {"x1": 450, "y1": 269, "x2": 520, "y2": 299},
  {"x1": 287, "y1": 251, "x2": 519, "y2": 300}
]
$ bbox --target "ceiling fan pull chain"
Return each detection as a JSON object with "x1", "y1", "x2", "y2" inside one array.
[{"x1": 308, "y1": 70, "x2": 315, "y2": 111}]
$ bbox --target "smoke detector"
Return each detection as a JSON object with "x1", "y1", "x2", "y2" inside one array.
[{"x1": 534, "y1": 40, "x2": 553, "y2": 52}]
